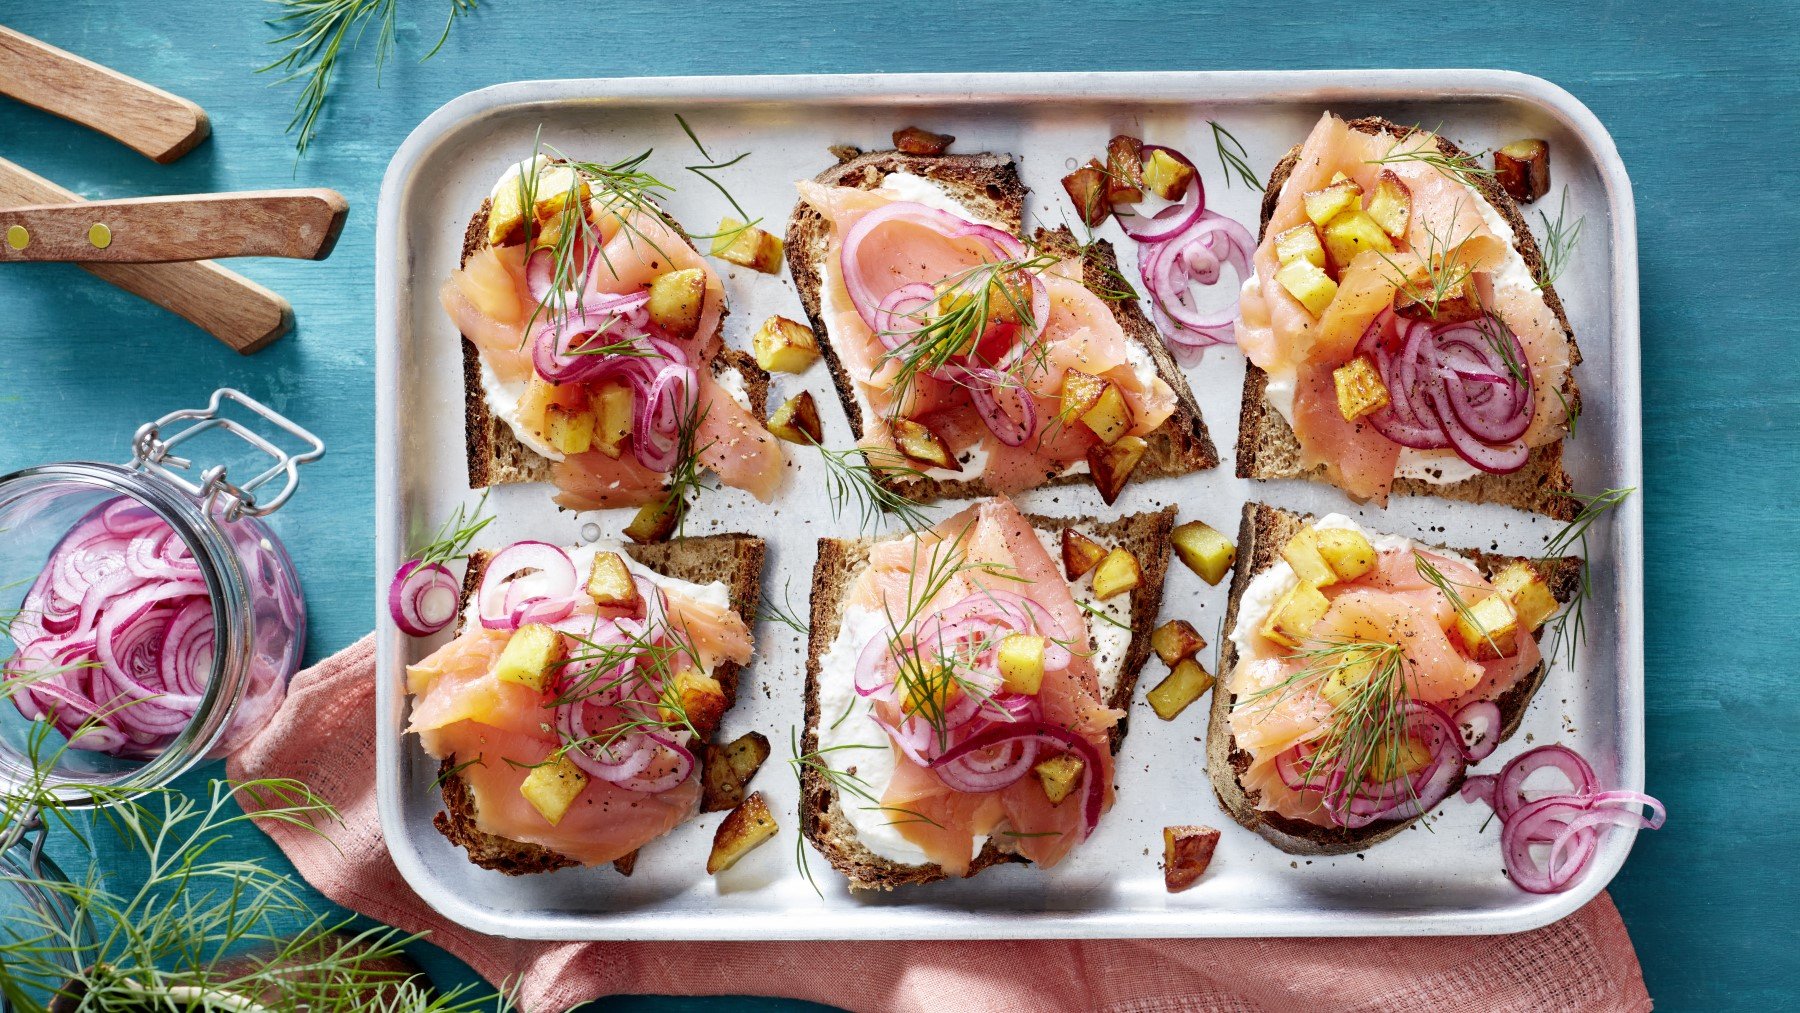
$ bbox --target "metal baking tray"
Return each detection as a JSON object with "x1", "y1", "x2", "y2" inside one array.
[{"x1": 373, "y1": 70, "x2": 1641, "y2": 940}]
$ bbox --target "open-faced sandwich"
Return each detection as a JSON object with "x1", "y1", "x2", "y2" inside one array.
[
  {"x1": 440, "y1": 154, "x2": 783, "y2": 526},
  {"x1": 1208, "y1": 502, "x2": 1579, "y2": 854},
  {"x1": 1235, "y1": 114, "x2": 1581, "y2": 518},
  {"x1": 785, "y1": 144, "x2": 1218, "y2": 505},
  {"x1": 800, "y1": 495, "x2": 1174, "y2": 888},
  {"x1": 404, "y1": 534, "x2": 763, "y2": 874}
]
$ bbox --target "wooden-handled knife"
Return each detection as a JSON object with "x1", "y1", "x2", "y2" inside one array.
[{"x1": 0, "y1": 190, "x2": 350, "y2": 263}]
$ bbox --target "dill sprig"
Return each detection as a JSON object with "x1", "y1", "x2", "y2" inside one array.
[
  {"x1": 1534, "y1": 186, "x2": 1585, "y2": 291},
  {"x1": 262, "y1": 0, "x2": 474, "y2": 156},
  {"x1": 1374, "y1": 205, "x2": 1477, "y2": 319},
  {"x1": 537, "y1": 612, "x2": 710, "y2": 760},
  {"x1": 655, "y1": 398, "x2": 718, "y2": 541},
  {"x1": 1538, "y1": 488, "x2": 1634, "y2": 672},
  {"x1": 1414, "y1": 553, "x2": 1503, "y2": 657},
  {"x1": 1210, "y1": 121, "x2": 1261, "y2": 190},
  {"x1": 812, "y1": 443, "x2": 931, "y2": 534},
  {"x1": 411, "y1": 491, "x2": 492, "y2": 568},
  {"x1": 673, "y1": 114, "x2": 762, "y2": 246},
  {"x1": 788, "y1": 729, "x2": 939, "y2": 897},
  {"x1": 876, "y1": 252, "x2": 1058, "y2": 415},
  {"x1": 1368, "y1": 129, "x2": 1495, "y2": 188},
  {"x1": 755, "y1": 579, "x2": 809, "y2": 637}
]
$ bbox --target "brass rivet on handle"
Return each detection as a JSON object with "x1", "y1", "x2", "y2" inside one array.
[
  {"x1": 88, "y1": 223, "x2": 113, "y2": 250},
  {"x1": 4, "y1": 225, "x2": 26, "y2": 251}
]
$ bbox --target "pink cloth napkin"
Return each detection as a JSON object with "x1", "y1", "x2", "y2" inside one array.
[{"x1": 229, "y1": 635, "x2": 1653, "y2": 1013}]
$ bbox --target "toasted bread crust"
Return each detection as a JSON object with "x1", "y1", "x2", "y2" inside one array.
[
  {"x1": 1205, "y1": 502, "x2": 1581, "y2": 855},
  {"x1": 783, "y1": 149, "x2": 1217, "y2": 504},
  {"x1": 430, "y1": 533, "x2": 766, "y2": 876},
  {"x1": 799, "y1": 507, "x2": 1176, "y2": 890},
  {"x1": 1236, "y1": 117, "x2": 1582, "y2": 521}
]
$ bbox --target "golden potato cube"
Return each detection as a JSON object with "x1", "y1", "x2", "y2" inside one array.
[
  {"x1": 1062, "y1": 528, "x2": 1106, "y2": 581},
  {"x1": 1274, "y1": 223, "x2": 1328, "y2": 269},
  {"x1": 1313, "y1": 527, "x2": 1378, "y2": 583},
  {"x1": 1091, "y1": 548, "x2": 1142, "y2": 601},
  {"x1": 1058, "y1": 369, "x2": 1108, "y2": 422},
  {"x1": 1147, "y1": 657, "x2": 1214, "y2": 720},
  {"x1": 1061, "y1": 160, "x2": 1110, "y2": 227},
  {"x1": 901, "y1": 664, "x2": 958, "y2": 719},
  {"x1": 1492, "y1": 561, "x2": 1558, "y2": 632},
  {"x1": 1455, "y1": 593, "x2": 1520, "y2": 660},
  {"x1": 998, "y1": 633, "x2": 1046, "y2": 695},
  {"x1": 1034, "y1": 753, "x2": 1085, "y2": 805},
  {"x1": 892, "y1": 126, "x2": 954, "y2": 155},
  {"x1": 1163, "y1": 824, "x2": 1221, "y2": 893},
  {"x1": 752, "y1": 316, "x2": 820, "y2": 374},
  {"x1": 710, "y1": 218, "x2": 784, "y2": 274},
  {"x1": 1333, "y1": 355, "x2": 1391, "y2": 422},
  {"x1": 585, "y1": 551, "x2": 640, "y2": 610},
  {"x1": 660, "y1": 667, "x2": 729, "y2": 737},
  {"x1": 519, "y1": 755, "x2": 588, "y2": 826},
  {"x1": 517, "y1": 376, "x2": 559, "y2": 436},
  {"x1": 1275, "y1": 258, "x2": 1338, "y2": 317},
  {"x1": 1080, "y1": 382, "x2": 1134, "y2": 446},
  {"x1": 624, "y1": 497, "x2": 681, "y2": 544},
  {"x1": 1086, "y1": 434, "x2": 1148, "y2": 505},
  {"x1": 702, "y1": 731, "x2": 773, "y2": 813},
  {"x1": 1105, "y1": 134, "x2": 1145, "y2": 205},
  {"x1": 1171, "y1": 521, "x2": 1235, "y2": 586},
  {"x1": 591, "y1": 381, "x2": 634, "y2": 459},
  {"x1": 1322, "y1": 209, "x2": 1398, "y2": 274},
  {"x1": 647, "y1": 268, "x2": 707, "y2": 338},
  {"x1": 766, "y1": 391, "x2": 824, "y2": 445},
  {"x1": 1260, "y1": 582, "x2": 1330, "y2": 649},
  {"x1": 707, "y1": 791, "x2": 778, "y2": 875},
  {"x1": 542, "y1": 403, "x2": 595, "y2": 456},
  {"x1": 1142, "y1": 148, "x2": 1195, "y2": 200},
  {"x1": 488, "y1": 160, "x2": 588, "y2": 246},
  {"x1": 1494, "y1": 139, "x2": 1551, "y2": 204},
  {"x1": 494, "y1": 623, "x2": 566, "y2": 692},
  {"x1": 1281, "y1": 529, "x2": 1339, "y2": 588},
  {"x1": 1151, "y1": 619, "x2": 1207, "y2": 667},
  {"x1": 1365, "y1": 171, "x2": 1413, "y2": 240},
  {"x1": 1303, "y1": 178, "x2": 1363, "y2": 228},
  {"x1": 1319, "y1": 656, "x2": 1375, "y2": 710},
  {"x1": 1372, "y1": 736, "x2": 1434, "y2": 781},
  {"x1": 891, "y1": 417, "x2": 959, "y2": 471},
  {"x1": 1393, "y1": 277, "x2": 1483, "y2": 324}
]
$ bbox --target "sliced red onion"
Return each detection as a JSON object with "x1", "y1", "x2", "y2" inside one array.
[
  {"x1": 530, "y1": 292, "x2": 653, "y2": 385},
  {"x1": 1453, "y1": 699, "x2": 1503, "y2": 762},
  {"x1": 477, "y1": 541, "x2": 576, "y2": 631},
  {"x1": 960, "y1": 366, "x2": 1039, "y2": 447},
  {"x1": 1360, "y1": 309, "x2": 1534, "y2": 475},
  {"x1": 388, "y1": 560, "x2": 461, "y2": 637},
  {"x1": 1136, "y1": 210, "x2": 1255, "y2": 363},
  {"x1": 839, "y1": 201, "x2": 1028, "y2": 337},
  {"x1": 1112, "y1": 145, "x2": 1206, "y2": 242},
  {"x1": 930, "y1": 721, "x2": 1106, "y2": 838}
]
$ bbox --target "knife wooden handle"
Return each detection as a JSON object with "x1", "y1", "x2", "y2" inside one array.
[
  {"x1": 0, "y1": 26, "x2": 209, "y2": 164},
  {"x1": 0, "y1": 190, "x2": 350, "y2": 263},
  {"x1": 0, "y1": 158, "x2": 289, "y2": 354}
]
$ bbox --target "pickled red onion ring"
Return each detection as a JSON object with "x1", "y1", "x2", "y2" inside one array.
[
  {"x1": 1358, "y1": 309, "x2": 1534, "y2": 475},
  {"x1": 388, "y1": 560, "x2": 460, "y2": 637},
  {"x1": 1136, "y1": 210, "x2": 1256, "y2": 364}
]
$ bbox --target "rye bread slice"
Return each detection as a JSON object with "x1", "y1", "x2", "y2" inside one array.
[
  {"x1": 429, "y1": 532, "x2": 766, "y2": 876},
  {"x1": 1206, "y1": 502, "x2": 1581, "y2": 856},
  {"x1": 1236, "y1": 117, "x2": 1583, "y2": 521},
  {"x1": 799, "y1": 505, "x2": 1177, "y2": 890},
  {"x1": 784, "y1": 148, "x2": 1217, "y2": 504},
  {"x1": 455, "y1": 187, "x2": 772, "y2": 491}
]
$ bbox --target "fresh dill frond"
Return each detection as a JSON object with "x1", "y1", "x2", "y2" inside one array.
[
  {"x1": 1534, "y1": 186, "x2": 1585, "y2": 291},
  {"x1": 658, "y1": 398, "x2": 718, "y2": 540},
  {"x1": 1076, "y1": 598, "x2": 1130, "y2": 632},
  {"x1": 411, "y1": 491, "x2": 492, "y2": 567},
  {"x1": 812, "y1": 443, "x2": 931, "y2": 534},
  {"x1": 429, "y1": 753, "x2": 483, "y2": 793},
  {"x1": 1210, "y1": 121, "x2": 1261, "y2": 190},
  {"x1": 1536, "y1": 488, "x2": 1634, "y2": 673},
  {"x1": 755, "y1": 579, "x2": 810, "y2": 636},
  {"x1": 672, "y1": 113, "x2": 763, "y2": 244},
  {"x1": 787, "y1": 729, "x2": 938, "y2": 896},
  {"x1": 1367, "y1": 127, "x2": 1495, "y2": 188},
  {"x1": 1374, "y1": 206, "x2": 1478, "y2": 320},
  {"x1": 876, "y1": 252, "x2": 1058, "y2": 414},
  {"x1": 1414, "y1": 552, "x2": 1502, "y2": 656}
]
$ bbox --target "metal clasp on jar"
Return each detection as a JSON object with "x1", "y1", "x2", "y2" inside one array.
[{"x1": 128, "y1": 389, "x2": 325, "y2": 521}]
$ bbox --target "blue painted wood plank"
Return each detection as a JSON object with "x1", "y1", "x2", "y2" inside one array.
[{"x1": 2, "y1": 2, "x2": 1796, "y2": 1009}]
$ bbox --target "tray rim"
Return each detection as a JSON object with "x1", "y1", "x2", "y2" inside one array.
[{"x1": 372, "y1": 67, "x2": 1642, "y2": 941}]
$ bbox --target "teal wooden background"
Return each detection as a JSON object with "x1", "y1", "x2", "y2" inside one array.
[{"x1": 2, "y1": 1, "x2": 1795, "y2": 1009}]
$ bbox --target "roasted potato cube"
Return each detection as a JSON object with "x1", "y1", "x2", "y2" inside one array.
[
  {"x1": 1086, "y1": 434, "x2": 1148, "y2": 505},
  {"x1": 1275, "y1": 258, "x2": 1338, "y2": 317},
  {"x1": 1318, "y1": 656, "x2": 1375, "y2": 710},
  {"x1": 1494, "y1": 139, "x2": 1551, "y2": 204},
  {"x1": 1274, "y1": 224, "x2": 1327, "y2": 269},
  {"x1": 1171, "y1": 521, "x2": 1235, "y2": 586},
  {"x1": 585, "y1": 551, "x2": 641, "y2": 610},
  {"x1": 1163, "y1": 825, "x2": 1221, "y2": 893},
  {"x1": 1142, "y1": 148, "x2": 1194, "y2": 200},
  {"x1": 1303, "y1": 178, "x2": 1363, "y2": 228},
  {"x1": 1061, "y1": 159, "x2": 1110, "y2": 228},
  {"x1": 1313, "y1": 527, "x2": 1378, "y2": 583},
  {"x1": 891, "y1": 417, "x2": 960, "y2": 472},
  {"x1": 646, "y1": 268, "x2": 707, "y2": 338},
  {"x1": 1455, "y1": 593, "x2": 1520, "y2": 660},
  {"x1": 710, "y1": 218, "x2": 784, "y2": 273},
  {"x1": 901, "y1": 665, "x2": 958, "y2": 718},
  {"x1": 752, "y1": 315, "x2": 820, "y2": 374},
  {"x1": 892, "y1": 126, "x2": 954, "y2": 155},
  {"x1": 766, "y1": 391, "x2": 824, "y2": 445},
  {"x1": 1058, "y1": 370, "x2": 1108, "y2": 422},
  {"x1": 495, "y1": 623, "x2": 565, "y2": 692},
  {"x1": 542, "y1": 403, "x2": 595, "y2": 456},
  {"x1": 1079, "y1": 383, "x2": 1134, "y2": 446},
  {"x1": 997, "y1": 633, "x2": 1046, "y2": 695},
  {"x1": 519, "y1": 755, "x2": 588, "y2": 826},
  {"x1": 624, "y1": 497, "x2": 682, "y2": 544},
  {"x1": 488, "y1": 160, "x2": 588, "y2": 246},
  {"x1": 1091, "y1": 548, "x2": 1141, "y2": 601},
  {"x1": 1281, "y1": 529, "x2": 1339, "y2": 588},
  {"x1": 1333, "y1": 355, "x2": 1391, "y2": 422},
  {"x1": 1373, "y1": 735, "x2": 1434, "y2": 781},
  {"x1": 517, "y1": 376, "x2": 560, "y2": 437},
  {"x1": 1062, "y1": 528, "x2": 1107, "y2": 581},
  {"x1": 702, "y1": 731, "x2": 772, "y2": 813},
  {"x1": 1105, "y1": 134, "x2": 1145, "y2": 205},
  {"x1": 1393, "y1": 277, "x2": 1482, "y2": 323},
  {"x1": 707, "y1": 791, "x2": 778, "y2": 875},
  {"x1": 1034, "y1": 753, "x2": 1085, "y2": 805},
  {"x1": 1321, "y1": 209, "x2": 1397, "y2": 274},
  {"x1": 1147, "y1": 657, "x2": 1214, "y2": 720},
  {"x1": 1365, "y1": 171, "x2": 1413, "y2": 240},
  {"x1": 1492, "y1": 561, "x2": 1558, "y2": 632},
  {"x1": 661, "y1": 667, "x2": 729, "y2": 738},
  {"x1": 1260, "y1": 581, "x2": 1330, "y2": 649},
  {"x1": 592, "y1": 380, "x2": 634, "y2": 459},
  {"x1": 1152, "y1": 619, "x2": 1207, "y2": 667}
]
